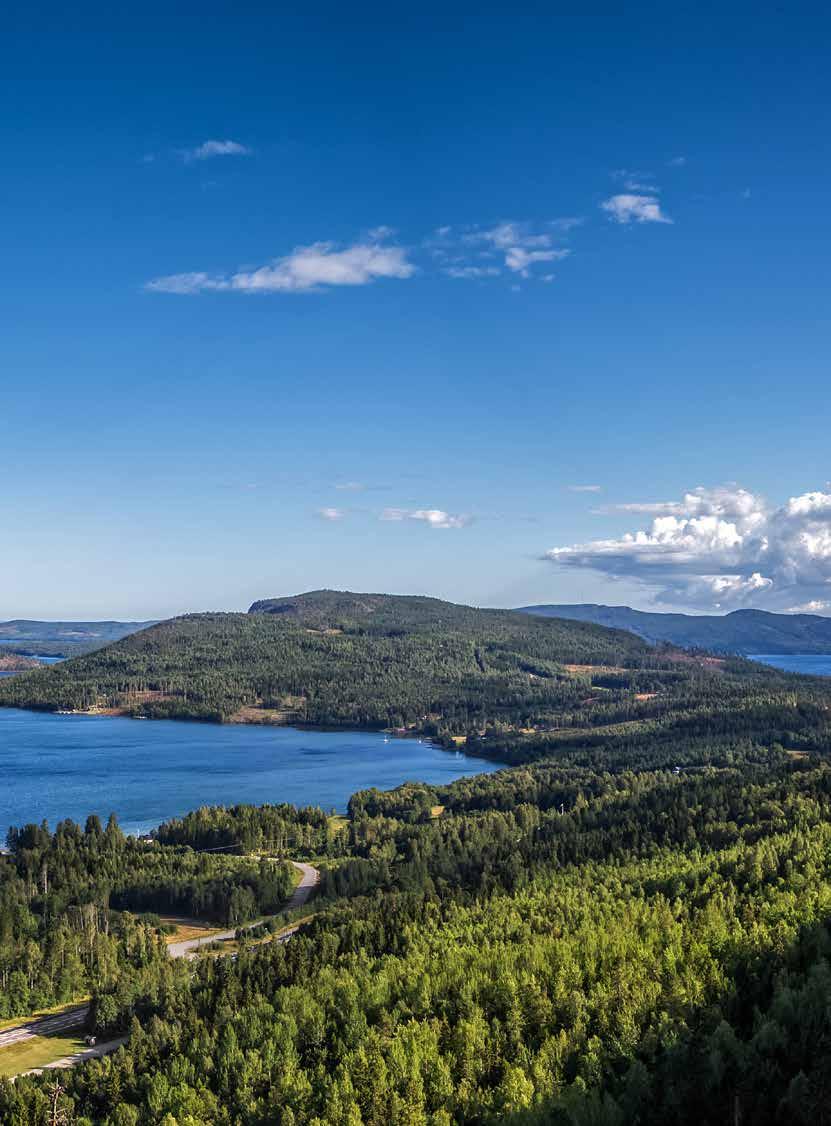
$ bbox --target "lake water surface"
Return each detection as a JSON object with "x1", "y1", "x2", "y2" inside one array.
[
  {"x1": 750, "y1": 654, "x2": 831, "y2": 677},
  {"x1": 0, "y1": 709, "x2": 497, "y2": 838}
]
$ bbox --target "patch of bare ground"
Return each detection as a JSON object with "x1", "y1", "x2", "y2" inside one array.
[
  {"x1": 228, "y1": 703, "x2": 303, "y2": 725},
  {"x1": 564, "y1": 664, "x2": 628, "y2": 676},
  {"x1": 82, "y1": 690, "x2": 173, "y2": 716},
  {"x1": 667, "y1": 650, "x2": 726, "y2": 669},
  {"x1": 0, "y1": 655, "x2": 41, "y2": 671}
]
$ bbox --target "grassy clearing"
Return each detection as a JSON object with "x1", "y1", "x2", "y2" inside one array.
[
  {"x1": 0, "y1": 1031, "x2": 85, "y2": 1077},
  {"x1": 160, "y1": 916, "x2": 225, "y2": 945}
]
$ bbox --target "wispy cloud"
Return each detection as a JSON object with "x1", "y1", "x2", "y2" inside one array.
[
  {"x1": 429, "y1": 220, "x2": 572, "y2": 282},
  {"x1": 667, "y1": 156, "x2": 687, "y2": 167},
  {"x1": 443, "y1": 265, "x2": 501, "y2": 280},
  {"x1": 334, "y1": 481, "x2": 366, "y2": 492},
  {"x1": 601, "y1": 194, "x2": 672, "y2": 225},
  {"x1": 543, "y1": 484, "x2": 831, "y2": 610},
  {"x1": 549, "y1": 217, "x2": 584, "y2": 232},
  {"x1": 611, "y1": 169, "x2": 659, "y2": 192},
  {"x1": 465, "y1": 222, "x2": 570, "y2": 277},
  {"x1": 146, "y1": 237, "x2": 415, "y2": 295},
  {"x1": 568, "y1": 484, "x2": 603, "y2": 493},
  {"x1": 317, "y1": 507, "x2": 345, "y2": 521},
  {"x1": 182, "y1": 139, "x2": 251, "y2": 162},
  {"x1": 381, "y1": 508, "x2": 472, "y2": 529}
]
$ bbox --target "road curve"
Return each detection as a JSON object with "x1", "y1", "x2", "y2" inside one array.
[
  {"x1": 1, "y1": 861, "x2": 321, "y2": 1076},
  {"x1": 167, "y1": 860, "x2": 319, "y2": 958}
]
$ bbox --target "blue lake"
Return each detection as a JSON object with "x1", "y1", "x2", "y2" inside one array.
[
  {"x1": 750, "y1": 654, "x2": 831, "y2": 677},
  {"x1": 0, "y1": 709, "x2": 497, "y2": 838}
]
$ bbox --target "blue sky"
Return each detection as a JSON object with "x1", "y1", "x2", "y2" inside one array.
[{"x1": 2, "y1": 1, "x2": 830, "y2": 619}]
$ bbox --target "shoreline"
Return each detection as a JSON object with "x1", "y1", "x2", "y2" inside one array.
[{"x1": 0, "y1": 707, "x2": 505, "y2": 840}]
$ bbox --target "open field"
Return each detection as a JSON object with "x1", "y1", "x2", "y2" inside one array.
[{"x1": 0, "y1": 1031, "x2": 85, "y2": 1077}]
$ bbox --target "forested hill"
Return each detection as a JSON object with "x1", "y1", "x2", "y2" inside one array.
[
  {"x1": 521, "y1": 603, "x2": 831, "y2": 654},
  {"x1": 0, "y1": 590, "x2": 685, "y2": 731}
]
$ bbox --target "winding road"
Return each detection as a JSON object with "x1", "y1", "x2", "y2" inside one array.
[
  {"x1": 166, "y1": 860, "x2": 320, "y2": 958},
  {"x1": 2, "y1": 860, "x2": 320, "y2": 1075}
]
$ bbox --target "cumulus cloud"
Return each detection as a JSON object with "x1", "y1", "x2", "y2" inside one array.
[
  {"x1": 601, "y1": 194, "x2": 672, "y2": 224},
  {"x1": 543, "y1": 484, "x2": 831, "y2": 609},
  {"x1": 183, "y1": 139, "x2": 251, "y2": 161},
  {"x1": 146, "y1": 237, "x2": 415, "y2": 295},
  {"x1": 381, "y1": 508, "x2": 472, "y2": 529}
]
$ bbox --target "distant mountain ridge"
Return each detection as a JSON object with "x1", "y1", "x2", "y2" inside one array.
[
  {"x1": 519, "y1": 604, "x2": 831, "y2": 655},
  {"x1": 0, "y1": 619, "x2": 156, "y2": 658}
]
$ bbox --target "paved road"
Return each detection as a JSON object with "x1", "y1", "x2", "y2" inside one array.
[
  {"x1": 167, "y1": 860, "x2": 319, "y2": 958},
  {"x1": 286, "y1": 861, "x2": 320, "y2": 910},
  {"x1": 2, "y1": 860, "x2": 320, "y2": 1075},
  {"x1": 0, "y1": 1004, "x2": 90, "y2": 1051}
]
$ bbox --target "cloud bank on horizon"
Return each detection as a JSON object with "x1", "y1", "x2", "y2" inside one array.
[{"x1": 544, "y1": 485, "x2": 831, "y2": 613}]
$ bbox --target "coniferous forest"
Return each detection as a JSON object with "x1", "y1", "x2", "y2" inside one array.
[{"x1": 2, "y1": 594, "x2": 831, "y2": 1123}]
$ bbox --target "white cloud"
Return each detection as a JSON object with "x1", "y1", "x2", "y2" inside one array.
[
  {"x1": 183, "y1": 139, "x2": 251, "y2": 162},
  {"x1": 667, "y1": 156, "x2": 687, "y2": 167},
  {"x1": 443, "y1": 265, "x2": 501, "y2": 280},
  {"x1": 601, "y1": 194, "x2": 672, "y2": 225},
  {"x1": 504, "y1": 246, "x2": 568, "y2": 276},
  {"x1": 334, "y1": 481, "x2": 366, "y2": 492},
  {"x1": 543, "y1": 484, "x2": 831, "y2": 609},
  {"x1": 381, "y1": 507, "x2": 472, "y2": 529},
  {"x1": 145, "y1": 272, "x2": 219, "y2": 295},
  {"x1": 454, "y1": 221, "x2": 571, "y2": 278},
  {"x1": 786, "y1": 599, "x2": 831, "y2": 615},
  {"x1": 611, "y1": 169, "x2": 659, "y2": 192},
  {"x1": 146, "y1": 237, "x2": 415, "y2": 295},
  {"x1": 317, "y1": 507, "x2": 345, "y2": 521},
  {"x1": 568, "y1": 484, "x2": 602, "y2": 493}
]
